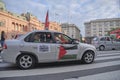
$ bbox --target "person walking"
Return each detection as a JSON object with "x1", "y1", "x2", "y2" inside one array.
[{"x1": 0, "y1": 31, "x2": 6, "y2": 47}]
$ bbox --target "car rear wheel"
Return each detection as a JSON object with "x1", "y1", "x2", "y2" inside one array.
[
  {"x1": 99, "y1": 45, "x2": 105, "y2": 51},
  {"x1": 17, "y1": 54, "x2": 35, "y2": 69},
  {"x1": 81, "y1": 51, "x2": 95, "y2": 64}
]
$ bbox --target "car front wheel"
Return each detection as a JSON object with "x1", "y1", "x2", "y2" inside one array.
[
  {"x1": 81, "y1": 51, "x2": 95, "y2": 64},
  {"x1": 17, "y1": 54, "x2": 35, "y2": 69}
]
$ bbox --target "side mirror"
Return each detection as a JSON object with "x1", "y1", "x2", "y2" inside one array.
[{"x1": 72, "y1": 39, "x2": 79, "y2": 44}]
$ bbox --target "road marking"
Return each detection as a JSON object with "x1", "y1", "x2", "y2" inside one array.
[
  {"x1": 65, "y1": 70, "x2": 120, "y2": 80},
  {"x1": 97, "y1": 52, "x2": 120, "y2": 57},
  {"x1": 0, "y1": 59, "x2": 2, "y2": 63},
  {"x1": 98, "y1": 51, "x2": 120, "y2": 54},
  {"x1": 95, "y1": 55, "x2": 120, "y2": 61},
  {"x1": 0, "y1": 60, "x2": 120, "y2": 78}
]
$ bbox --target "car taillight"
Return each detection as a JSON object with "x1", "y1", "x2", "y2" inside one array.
[{"x1": 3, "y1": 44, "x2": 7, "y2": 49}]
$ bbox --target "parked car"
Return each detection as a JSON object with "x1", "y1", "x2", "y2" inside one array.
[
  {"x1": 92, "y1": 36, "x2": 120, "y2": 51},
  {"x1": 1, "y1": 30, "x2": 97, "y2": 69}
]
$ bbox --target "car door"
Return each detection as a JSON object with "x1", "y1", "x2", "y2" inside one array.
[
  {"x1": 113, "y1": 39, "x2": 120, "y2": 49},
  {"x1": 23, "y1": 32, "x2": 58, "y2": 62},
  {"x1": 54, "y1": 33, "x2": 79, "y2": 60},
  {"x1": 105, "y1": 37, "x2": 115, "y2": 49}
]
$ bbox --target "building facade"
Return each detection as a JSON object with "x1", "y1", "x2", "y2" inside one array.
[
  {"x1": 61, "y1": 23, "x2": 80, "y2": 40},
  {"x1": 47, "y1": 21, "x2": 61, "y2": 32},
  {"x1": 84, "y1": 18, "x2": 120, "y2": 37},
  {"x1": 0, "y1": 0, "x2": 61, "y2": 39}
]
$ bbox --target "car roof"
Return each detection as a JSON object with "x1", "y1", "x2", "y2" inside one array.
[
  {"x1": 30, "y1": 30, "x2": 62, "y2": 34},
  {"x1": 17, "y1": 30, "x2": 63, "y2": 40}
]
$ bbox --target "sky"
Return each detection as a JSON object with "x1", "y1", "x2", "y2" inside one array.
[{"x1": 2, "y1": 0, "x2": 120, "y2": 36}]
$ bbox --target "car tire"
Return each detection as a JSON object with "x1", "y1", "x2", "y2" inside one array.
[
  {"x1": 81, "y1": 51, "x2": 95, "y2": 64},
  {"x1": 99, "y1": 45, "x2": 105, "y2": 51},
  {"x1": 16, "y1": 54, "x2": 35, "y2": 69}
]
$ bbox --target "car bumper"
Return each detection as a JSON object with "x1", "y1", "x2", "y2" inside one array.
[{"x1": 1, "y1": 50, "x2": 16, "y2": 63}]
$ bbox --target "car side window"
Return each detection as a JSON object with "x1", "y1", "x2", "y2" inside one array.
[
  {"x1": 106, "y1": 37, "x2": 110, "y2": 41},
  {"x1": 34, "y1": 32, "x2": 54, "y2": 43},
  {"x1": 100, "y1": 37, "x2": 106, "y2": 41},
  {"x1": 24, "y1": 33, "x2": 33, "y2": 42},
  {"x1": 24, "y1": 32, "x2": 54, "y2": 43},
  {"x1": 54, "y1": 33, "x2": 72, "y2": 44},
  {"x1": 33, "y1": 33, "x2": 41, "y2": 43},
  {"x1": 43, "y1": 32, "x2": 53, "y2": 43}
]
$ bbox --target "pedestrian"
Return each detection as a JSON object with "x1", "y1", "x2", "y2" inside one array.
[
  {"x1": 0, "y1": 31, "x2": 6, "y2": 47},
  {"x1": 11, "y1": 34, "x2": 14, "y2": 39}
]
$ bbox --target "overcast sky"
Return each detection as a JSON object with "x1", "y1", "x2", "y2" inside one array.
[{"x1": 3, "y1": 0, "x2": 120, "y2": 36}]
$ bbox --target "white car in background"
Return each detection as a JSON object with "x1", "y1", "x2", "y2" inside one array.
[
  {"x1": 92, "y1": 36, "x2": 120, "y2": 51},
  {"x1": 1, "y1": 30, "x2": 97, "y2": 69}
]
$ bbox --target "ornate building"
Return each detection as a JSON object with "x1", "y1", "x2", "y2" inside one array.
[
  {"x1": 49, "y1": 21, "x2": 61, "y2": 32},
  {"x1": 0, "y1": 0, "x2": 61, "y2": 39}
]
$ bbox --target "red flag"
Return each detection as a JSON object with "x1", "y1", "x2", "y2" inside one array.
[
  {"x1": 58, "y1": 46, "x2": 67, "y2": 60},
  {"x1": 45, "y1": 10, "x2": 49, "y2": 30}
]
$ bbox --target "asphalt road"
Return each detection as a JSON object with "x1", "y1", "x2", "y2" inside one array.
[{"x1": 0, "y1": 50, "x2": 120, "y2": 80}]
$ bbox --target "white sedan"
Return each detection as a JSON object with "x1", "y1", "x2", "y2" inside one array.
[{"x1": 1, "y1": 30, "x2": 97, "y2": 69}]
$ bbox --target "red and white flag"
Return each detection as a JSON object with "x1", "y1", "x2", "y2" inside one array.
[
  {"x1": 58, "y1": 46, "x2": 67, "y2": 60},
  {"x1": 45, "y1": 10, "x2": 49, "y2": 30}
]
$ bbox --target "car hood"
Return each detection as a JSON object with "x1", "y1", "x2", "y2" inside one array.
[{"x1": 79, "y1": 43, "x2": 96, "y2": 49}]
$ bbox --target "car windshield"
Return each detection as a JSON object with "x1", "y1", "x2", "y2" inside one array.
[{"x1": 93, "y1": 37, "x2": 98, "y2": 41}]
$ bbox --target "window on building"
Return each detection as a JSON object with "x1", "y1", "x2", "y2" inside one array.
[
  {"x1": 93, "y1": 28, "x2": 96, "y2": 30},
  {"x1": 92, "y1": 23, "x2": 96, "y2": 27},
  {"x1": 23, "y1": 26, "x2": 24, "y2": 31},
  {"x1": 105, "y1": 22, "x2": 110, "y2": 27},
  {"x1": 98, "y1": 22, "x2": 103, "y2": 26},
  {"x1": 104, "y1": 28, "x2": 108, "y2": 31},
  {"x1": 99, "y1": 28, "x2": 102, "y2": 31},
  {"x1": 110, "y1": 22, "x2": 114, "y2": 26},
  {"x1": 116, "y1": 21, "x2": 120, "y2": 26}
]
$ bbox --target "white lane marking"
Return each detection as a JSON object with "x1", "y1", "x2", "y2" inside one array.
[
  {"x1": 97, "y1": 53, "x2": 120, "y2": 57},
  {"x1": 65, "y1": 70, "x2": 120, "y2": 80},
  {"x1": 95, "y1": 56, "x2": 120, "y2": 61},
  {"x1": 98, "y1": 51, "x2": 120, "y2": 53},
  {"x1": 0, "y1": 59, "x2": 2, "y2": 63},
  {"x1": 0, "y1": 63, "x2": 14, "y2": 67},
  {"x1": 0, "y1": 60, "x2": 120, "y2": 78}
]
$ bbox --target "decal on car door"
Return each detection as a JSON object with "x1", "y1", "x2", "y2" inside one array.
[
  {"x1": 38, "y1": 44, "x2": 50, "y2": 53},
  {"x1": 58, "y1": 45, "x2": 78, "y2": 60}
]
